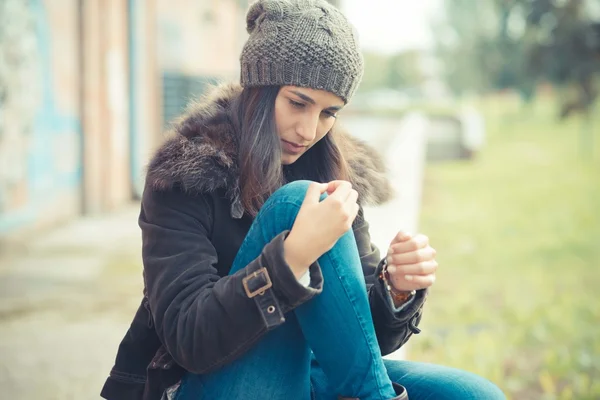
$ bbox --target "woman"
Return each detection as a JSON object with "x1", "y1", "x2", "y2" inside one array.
[{"x1": 101, "y1": 1, "x2": 505, "y2": 399}]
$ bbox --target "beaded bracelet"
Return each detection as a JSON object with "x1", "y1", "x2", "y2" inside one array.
[{"x1": 379, "y1": 260, "x2": 416, "y2": 304}]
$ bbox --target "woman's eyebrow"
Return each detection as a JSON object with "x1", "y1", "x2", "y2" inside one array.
[
  {"x1": 290, "y1": 90, "x2": 316, "y2": 104},
  {"x1": 289, "y1": 90, "x2": 343, "y2": 111}
]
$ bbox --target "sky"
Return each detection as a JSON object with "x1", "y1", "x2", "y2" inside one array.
[{"x1": 342, "y1": 0, "x2": 443, "y2": 53}]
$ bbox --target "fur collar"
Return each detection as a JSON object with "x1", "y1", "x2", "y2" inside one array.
[{"x1": 146, "y1": 83, "x2": 393, "y2": 219}]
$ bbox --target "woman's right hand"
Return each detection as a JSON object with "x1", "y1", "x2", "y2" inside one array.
[{"x1": 284, "y1": 181, "x2": 359, "y2": 278}]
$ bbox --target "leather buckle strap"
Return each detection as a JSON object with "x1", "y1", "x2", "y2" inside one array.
[{"x1": 242, "y1": 267, "x2": 273, "y2": 298}]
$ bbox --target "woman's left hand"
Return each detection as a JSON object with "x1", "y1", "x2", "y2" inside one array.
[{"x1": 386, "y1": 231, "x2": 438, "y2": 292}]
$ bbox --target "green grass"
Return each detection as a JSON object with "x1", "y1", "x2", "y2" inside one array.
[{"x1": 411, "y1": 95, "x2": 600, "y2": 400}]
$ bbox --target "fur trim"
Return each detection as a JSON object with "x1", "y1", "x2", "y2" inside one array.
[{"x1": 146, "y1": 83, "x2": 393, "y2": 218}]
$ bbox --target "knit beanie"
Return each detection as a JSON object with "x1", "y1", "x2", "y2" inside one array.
[{"x1": 240, "y1": 0, "x2": 364, "y2": 103}]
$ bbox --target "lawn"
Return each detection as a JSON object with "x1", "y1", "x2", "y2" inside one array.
[{"x1": 411, "y1": 94, "x2": 600, "y2": 400}]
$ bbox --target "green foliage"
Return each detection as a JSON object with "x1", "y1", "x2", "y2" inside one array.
[
  {"x1": 360, "y1": 52, "x2": 393, "y2": 92},
  {"x1": 437, "y1": 0, "x2": 600, "y2": 116},
  {"x1": 387, "y1": 51, "x2": 426, "y2": 89},
  {"x1": 412, "y1": 95, "x2": 600, "y2": 399},
  {"x1": 360, "y1": 50, "x2": 425, "y2": 92}
]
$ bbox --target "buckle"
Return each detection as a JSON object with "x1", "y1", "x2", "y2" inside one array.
[{"x1": 242, "y1": 267, "x2": 273, "y2": 298}]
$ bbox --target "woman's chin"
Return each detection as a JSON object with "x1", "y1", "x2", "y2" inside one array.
[{"x1": 281, "y1": 153, "x2": 300, "y2": 165}]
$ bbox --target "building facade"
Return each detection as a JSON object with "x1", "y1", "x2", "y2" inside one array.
[
  {"x1": 0, "y1": 0, "x2": 341, "y2": 243},
  {"x1": 0, "y1": 0, "x2": 161, "y2": 243}
]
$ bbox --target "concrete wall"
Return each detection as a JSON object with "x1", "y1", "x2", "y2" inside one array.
[
  {"x1": 0, "y1": 0, "x2": 161, "y2": 243},
  {"x1": 0, "y1": 0, "x2": 272, "y2": 242},
  {"x1": 0, "y1": 0, "x2": 82, "y2": 238},
  {"x1": 156, "y1": 0, "x2": 251, "y2": 126},
  {"x1": 129, "y1": 0, "x2": 162, "y2": 198},
  {"x1": 157, "y1": 0, "x2": 250, "y2": 78},
  {"x1": 81, "y1": 0, "x2": 131, "y2": 214}
]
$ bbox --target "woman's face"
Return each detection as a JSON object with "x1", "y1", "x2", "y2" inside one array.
[{"x1": 274, "y1": 85, "x2": 344, "y2": 165}]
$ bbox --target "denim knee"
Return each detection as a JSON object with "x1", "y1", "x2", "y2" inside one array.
[
  {"x1": 271, "y1": 180, "x2": 314, "y2": 201},
  {"x1": 253, "y1": 181, "x2": 318, "y2": 233},
  {"x1": 265, "y1": 180, "x2": 327, "y2": 210}
]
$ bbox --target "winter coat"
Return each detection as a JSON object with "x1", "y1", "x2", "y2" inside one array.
[{"x1": 100, "y1": 83, "x2": 427, "y2": 400}]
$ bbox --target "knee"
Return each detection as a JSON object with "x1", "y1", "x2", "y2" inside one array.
[
  {"x1": 255, "y1": 181, "x2": 319, "y2": 227},
  {"x1": 268, "y1": 180, "x2": 322, "y2": 205}
]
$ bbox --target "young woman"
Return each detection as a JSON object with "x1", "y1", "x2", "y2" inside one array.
[{"x1": 101, "y1": 1, "x2": 505, "y2": 399}]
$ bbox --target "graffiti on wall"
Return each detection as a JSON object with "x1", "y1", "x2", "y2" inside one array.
[
  {"x1": 0, "y1": 0, "x2": 42, "y2": 216},
  {"x1": 0, "y1": 0, "x2": 82, "y2": 236}
]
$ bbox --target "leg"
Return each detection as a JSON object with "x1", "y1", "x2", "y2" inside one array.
[
  {"x1": 382, "y1": 359, "x2": 505, "y2": 400},
  {"x1": 293, "y1": 221, "x2": 395, "y2": 397},
  {"x1": 178, "y1": 181, "x2": 395, "y2": 399},
  {"x1": 258, "y1": 181, "x2": 395, "y2": 399},
  {"x1": 176, "y1": 311, "x2": 310, "y2": 399},
  {"x1": 310, "y1": 359, "x2": 506, "y2": 400},
  {"x1": 176, "y1": 182, "x2": 316, "y2": 399}
]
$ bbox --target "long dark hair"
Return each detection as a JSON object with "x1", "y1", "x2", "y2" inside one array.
[{"x1": 230, "y1": 86, "x2": 350, "y2": 217}]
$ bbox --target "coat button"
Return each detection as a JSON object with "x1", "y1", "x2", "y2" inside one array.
[{"x1": 267, "y1": 305, "x2": 276, "y2": 314}]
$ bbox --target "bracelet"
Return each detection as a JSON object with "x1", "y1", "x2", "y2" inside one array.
[{"x1": 379, "y1": 261, "x2": 416, "y2": 304}]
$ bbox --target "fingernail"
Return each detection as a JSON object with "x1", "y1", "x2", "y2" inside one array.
[
  {"x1": 387, "y1": 265, "x2": 396, "y2": 273},
  {"x1": 405, "y1": 275, "x2": 414, "y2": 281}
]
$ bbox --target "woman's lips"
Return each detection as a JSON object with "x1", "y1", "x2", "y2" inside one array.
[{"x1": 281, "y1": 140, "x2": 306, "y2": 155}]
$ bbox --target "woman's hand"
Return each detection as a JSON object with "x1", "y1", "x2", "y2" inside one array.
[
  {"x1": 385, "y1": 231, "x2": 438, "y2": 292},
  {"x1": 284, "y1": 181, "x2": 358, "y2": 278}
]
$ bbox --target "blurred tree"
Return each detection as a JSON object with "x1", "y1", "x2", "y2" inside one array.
[
  {"x1": 434, "y1": 0, "x2": 503, "y2": 95},
  {"x1": 521, "y1": 0, "x2": 600, "y2": 118},
  {"x1": 359, "y1": 50, "x2": 425, "y2": 93},
  {"x1": 437, "y1": 0, "x2": 600, "y2": 117},
  {"x1": 360, "y1": 51, "x2": 392, "y2": 92},
  {"x1": 388, "y1": 50, "x2": 426, "y2": 90},
  {"x1": 435, "y1": 0, "x2": 535, "y2": 97}
]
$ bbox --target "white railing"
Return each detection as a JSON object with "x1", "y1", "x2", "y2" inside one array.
[{"x1": 361, "y1": 113, "x2": 429, "y2": 360}]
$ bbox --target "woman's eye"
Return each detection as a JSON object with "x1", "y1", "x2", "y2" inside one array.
[
  {"x1": 322, "y1": 111, "x2": 337, "y2": 119},
  {"x1": 289, "y1": 100, "x2": 305, "y2": 109}
]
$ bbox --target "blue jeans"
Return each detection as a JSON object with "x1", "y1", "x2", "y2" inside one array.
[{"x1": 175, "y1": 181, "x2": 505, "y2": 400}]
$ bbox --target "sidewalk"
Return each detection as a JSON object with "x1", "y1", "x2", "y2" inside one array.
[
  {"x1": 0, "y1": 204, "x2": 144, "y2": 400},
  {"x1": 0, "y1": 114, "x2": 428, "y2": 399}
]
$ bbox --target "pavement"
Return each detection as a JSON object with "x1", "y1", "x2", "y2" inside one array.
[
  {"x1": 0, "y1": 114, "x2": 428, "y2": 399},
  {"x1": 0, "y1": 204, "x2": 144, "y2": 399}
]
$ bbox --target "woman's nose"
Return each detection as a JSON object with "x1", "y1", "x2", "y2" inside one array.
[{"x1": 296, "y1": 116, "x2": 319, "y2": 143}]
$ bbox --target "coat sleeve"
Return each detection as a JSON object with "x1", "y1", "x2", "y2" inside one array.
[
  {"x1": 140, "y1": 186, "x2": 323, "y2": 374},
  {"x1": 352, "y1": 208, "x2": 428, "y2": 356}
]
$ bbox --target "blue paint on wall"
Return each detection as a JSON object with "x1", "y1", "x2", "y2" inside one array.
[
  {"x1": 128, "y1": 0, "x2": 143, "y2": 198},
  {"x1": 0, "y1": 0, "x2": 83, "y2": 235},
  {"x1": 30, "y1": 0, "x2": 82, "y2": 194}
]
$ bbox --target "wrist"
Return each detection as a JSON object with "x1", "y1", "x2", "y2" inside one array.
[
  {"x1": 283, "y1": 236, "x2": 311, "y2": 279},
  {"x1": 389, "y1": 287, "x2": 416, "y2": 307},
  {"x1": 379, "y1": 261, "x2": 416, "y2": 307}
]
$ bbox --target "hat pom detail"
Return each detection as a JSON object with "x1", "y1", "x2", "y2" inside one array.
[{"x1": 246, "y1": 2, "x2": 266, "y2": 34}]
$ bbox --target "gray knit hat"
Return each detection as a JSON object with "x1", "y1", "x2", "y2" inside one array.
[{"x1": 240, "y1": 0, "x2": 364, "y2": 103}]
